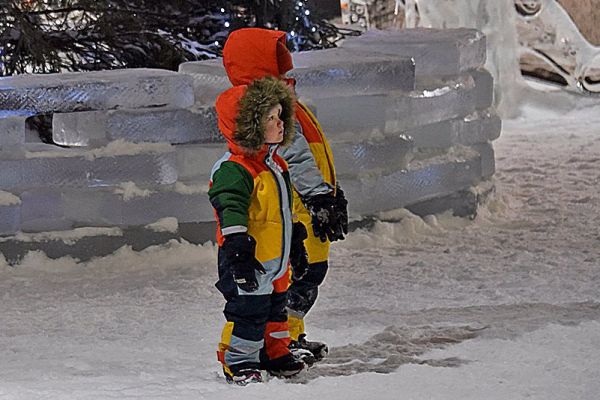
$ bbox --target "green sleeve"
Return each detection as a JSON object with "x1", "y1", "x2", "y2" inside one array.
[{"x1": 208, "y1": 161, "x2": 254, "y2": 232}]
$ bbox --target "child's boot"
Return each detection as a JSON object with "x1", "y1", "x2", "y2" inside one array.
[
  {"x1": 224, "y1": 364, "x2": 263, "y2": 386},
  {"x1": 290, "y1": 333, "x2": 328, "y2": 364},
  {"x1": 263, "y1": 353, "x2": 306, "y2": 378}
]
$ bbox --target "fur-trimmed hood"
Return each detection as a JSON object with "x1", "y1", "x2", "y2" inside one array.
[{"x1": 215, "y1": 76, "x2": 296, "y2": 156}]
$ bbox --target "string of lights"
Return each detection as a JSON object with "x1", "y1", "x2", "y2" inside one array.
[{"x1": 0, "y1": 1, "x2": 360, "y2": 76}]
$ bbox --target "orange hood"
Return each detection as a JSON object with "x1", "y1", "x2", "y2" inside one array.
[
  {"x1": 215, "y1": 85, "x2": 247, "y2": 156},
  {"x1": 223, "y1": 28, "x2": 294, "y2": 86}
]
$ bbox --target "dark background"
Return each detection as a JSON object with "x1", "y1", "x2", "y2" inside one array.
[{"x1": 313, "y1": 0, "x2": 342, "y2": 19}]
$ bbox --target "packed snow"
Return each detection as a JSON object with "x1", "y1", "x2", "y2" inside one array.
[{"x1": 1, "y1": 94, "x2": 600, "y2": 399}]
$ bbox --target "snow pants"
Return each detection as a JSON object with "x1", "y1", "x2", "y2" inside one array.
[
  {"x1": 287, "y1": 192, "x2": 330, "y2": 341},
  {"x1": 215, "y1": 248, "x2": 292, "y2": 374}
]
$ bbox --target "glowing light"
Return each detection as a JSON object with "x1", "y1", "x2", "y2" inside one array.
[
  {"x1": 214, "y1": 41, "x2": 219, "y2": 46},
  {"x1": 290, "y1": 31, "x2": 296, "y2": 37},
  {"x1": 305, "y1": 10, "x2": 310, "y2": 15},
  {"x1": 311, "y1": 27, "x2": 317, "y2": 32},
  {"x1": 220, "y1": 8, "x2": 225, "y2": 12},
  {"x1": 224, "y1": 21, "x2": 230, "y2": 28}
]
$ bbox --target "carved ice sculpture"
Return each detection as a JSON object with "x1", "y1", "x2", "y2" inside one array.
[{"x1": 342, "y1": 0, "x2": 600, "y2": 95}]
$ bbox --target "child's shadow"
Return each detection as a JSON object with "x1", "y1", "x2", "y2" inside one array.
[{"x1": 288, "y1": 324, "x2": 486, "y2": 384}]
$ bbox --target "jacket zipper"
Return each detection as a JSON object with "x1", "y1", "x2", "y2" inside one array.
[{"x1": 264, "y1": 145, "x2": 291, "y2": 273}]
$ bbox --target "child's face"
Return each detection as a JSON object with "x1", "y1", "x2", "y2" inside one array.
[{"x1": 264, "y1": 103, "x2": 284, "y2": 144}]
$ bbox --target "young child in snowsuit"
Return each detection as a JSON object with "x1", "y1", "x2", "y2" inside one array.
[
  {"x1": 222, "y1": 28, "x2": 349, "y2": 364},
  {"x1": 209, "y1": 76, "x2": 309, "y2": 385}
]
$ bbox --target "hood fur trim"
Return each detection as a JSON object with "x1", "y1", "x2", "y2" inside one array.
[{"x1": 234, "y1": 76, "x2": 296, "y2": 153}]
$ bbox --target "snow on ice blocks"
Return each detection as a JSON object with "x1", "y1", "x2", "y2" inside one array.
[
  {"x1": 318, "y1": 70, "x2": 493, "y2": 139},
  {"x1": 19, "y1": 185, "x2": 213, "y2": 232},
  {"x1": 179, "y1": 51, "x2": 416, "y2": 104},
  {"x1": 340, "y1": 28, "x2": 486, "y2": 77},
  {"x1": 0, "y1": 69, "x2": 194, "y2": 113},
  {"x1": 0, "y1": 225, "x2": 206, "y2": 265},
  {"x1": 0, "y1": 143, "x2": 177, "y2": 190},
  {"x1": 53, "y1": 106, "x2": 221, "y2": 147}
]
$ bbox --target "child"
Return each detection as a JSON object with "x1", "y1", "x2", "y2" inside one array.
[
  {"x1": 209, "y1": 76, "x2": 309, "y2": 385},
  {"x1": 222, "y1": 28, "x2": 349, "y2": 364}
]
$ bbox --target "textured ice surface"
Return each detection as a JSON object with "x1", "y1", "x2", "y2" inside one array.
[
  {"x1": 332, "y1": 135, "x2": 414, "y2": 176},
  {"x1": 18, "y1": 186, "x2": 213, "y2": 232},
  {"x1": 64, "y1": 188, "x2": 213, "y2": 228},
  {"x1": 179, "y1": 52, "x2": 416, "y2": 105},
  {"x1": 53, "y1": 106, "x2": 221, "y2": 147},
  {"x1": 0, "y1": 113, "x2": 27, "y2": 147},
  {"x1": 178, "y1": 60, "x2": 228, "y2": 105},
  {"x1": 0, "y1": 145, "x2": 177, "y2": 190},
  {"x1": 404, "y1": 1, "x2": 522, "y2": 117},
  {"x1": 340, "y1": 28, "x2": 486, "y2": 77},
  {"x1": 19, "y1": 189, "x2": 72, "y2": 232},
  {"x1": 470, "y1": 142, "x2": 495, "y2": 178},
  {"x1": 343, "y1": 152, "x2": 482, "y2": 214},
  {"x1": 313, "y1": 70, "x2": 493, "y2": 139},
  {"x1": 0, "y1": 69, "x2": 194, "y2": 113},
  {"x1": 175, "y1": 144, "x2": 227, "y2": 182},
  {"x1": 0, "y1": 203, "x2": 20, "y2": 235},
  {"x1": 406, "y1": 109, "x2": 501, "y2": 148},
  {"x1": 292, "y1": 49, "x2": 416, "y2": 94}
]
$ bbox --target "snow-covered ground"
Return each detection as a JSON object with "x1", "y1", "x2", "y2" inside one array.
[{"x1": 1, "y1": 100, "x2": 600, "y2": 399}]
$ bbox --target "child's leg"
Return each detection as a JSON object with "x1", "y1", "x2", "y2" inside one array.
[
  {"x1": 218, "y1": 294, "x2": 271, "y2": 375},
  {"x1": 265, "y1": 267, "x2": 292, "y2": 359},
  {"x1": 264, "y1": 290, "x2": 291, "y2": 361},
  {"x1": 215, "y1": 249, "x2": 271, "y2": 376},
  {"x1": 286, "y1": 203, "x2": 330, "y2": 341},
  {"x1": 260, "y1": 267, "x2": 305, "y2": 377}
]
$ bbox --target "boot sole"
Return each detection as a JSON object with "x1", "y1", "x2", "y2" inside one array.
[{"x1": 267, "y1": 364, "x2": 305, "y2": 378}]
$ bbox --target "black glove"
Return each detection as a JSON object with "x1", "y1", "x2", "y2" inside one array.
[
  {"x1": 289, "y1": 222, "x2": 309, "y2": 281},
  {"x1": 334, "y1": 185, "x2": 349, "y2": 237},
  {"x1": 305, "y1": 193, "x2": 345, "y2": 243},
  {"x1": 221, "y1": 233, "x2": 266, "y2": 292}
]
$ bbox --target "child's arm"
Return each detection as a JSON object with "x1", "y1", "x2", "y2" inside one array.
[
  {"x1": 209, "y1": 161, "x2": 265, "y2": 292},
  {"x1": 209, "y1": 161, "x2": 254, "y2": 236}
]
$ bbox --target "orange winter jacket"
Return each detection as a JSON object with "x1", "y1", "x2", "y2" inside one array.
[
  {"x1": 209, "y1": 78, "x2": 296, "y2": 282},
  {"x1": 223, "y1": 28, "x2": 336, "y2": 263}
]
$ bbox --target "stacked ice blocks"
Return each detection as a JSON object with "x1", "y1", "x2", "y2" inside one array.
[
  {"x1": 0, "y1": 28, "x2": 501, "y2": 262},
  {"x1": 181, "y1": 27, "x2": 499, "y2": 216},
  {"x1": 0, "y1": 69, "x2": 217, "y2": 249},
  {"x1": 333, "y1": 29, "x2": 499, "y2": 214}
]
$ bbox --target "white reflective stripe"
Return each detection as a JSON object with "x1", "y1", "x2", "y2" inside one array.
[
  {"x1": 222, "y1": 225, "x2": 248, "y2": 236},
  {"x1": 286, "y1": 308, "x2": 306, "y2": 319},
  {"x1": 269, "y1": 330, "x2": 290, "y2": 339},
  {"x1": 264, "y1": 145, "x2": 292, "y2": 273},
  {"x1": 210, "y1": 151, "x2": 232, "y2": 181}
]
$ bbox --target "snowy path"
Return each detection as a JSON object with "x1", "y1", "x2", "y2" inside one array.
[{"x1": 1, "y1": 107, "x2": 600, "y2": 399}]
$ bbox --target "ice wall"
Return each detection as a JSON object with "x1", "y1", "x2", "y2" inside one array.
[
  {"x1": 404, "y1": 0, "x2": 524, "y2": 118},
  {"x1": 0, "y1": 29, "x2": 499, "y2": 263}
]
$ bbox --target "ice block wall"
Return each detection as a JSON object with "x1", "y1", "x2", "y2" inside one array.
[
  {"x1": 0, "y1": 28, "x2": 500, "y2": 263},
  {"x1": 180, "y1": 28, "x2": 499, "y2": 216}
]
